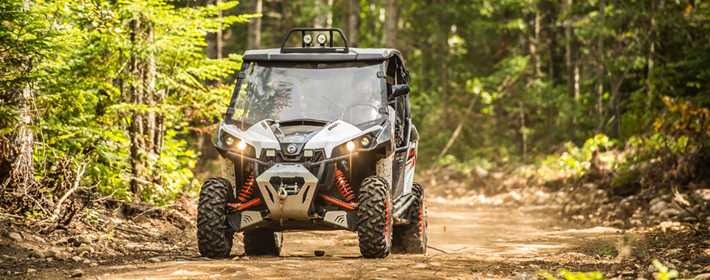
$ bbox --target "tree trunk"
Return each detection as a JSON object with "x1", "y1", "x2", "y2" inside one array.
[
  {"x1": 610, "y1": 77, "x2": 624, "y2": 138},
  {"x1": 247, "y1": 0, "x2": 262, "y2": 49},
  {"x1": 325, "y1": 0, "x2": 334, "y2": 27},
  {"x1": 128, "y1": 17, "x2": 162, "y2": 200},
  {"x1": 8, "y1": 0, "x2": 35, "y2": 192},
  {"x1": 564, "y1": 0, "x2": 572, "y2": 95},
  {"x1": 646, "y1": 0, "x2": 661, "y2": 110},
  {"x1": 564, "y1": 0, "x2": 579, "y2": 125},
  {"x1": 144, "y1": 21, "x2": 162, "y2": 187},
  {"x1": 129, "y1": 18, "x2": 146, "y2": 198},
  {"x1": 313, "y1": 0, "x2": 332, "y2": 27},
  {"x1": 596, "y1": 0, "x2": 605, "y2": 131},
  {"x1": 205, "y1": 0, "x2": 223, "y2": 59},
  {"x1": 529, "y1": 5, "x2": 542, "y2": 78},
  {"x1": 346, "y1": 0, "x2": 359, "y2": 46},
  {"x1": 437, "y1": 97, "x2": 477, "y2": 161},
  {"x1": 2, "y1": 87, "x2": 35, "y2": 193},
  {"x1": 281, "y1": 0, "x2": 292, "y2": 37},
  {"x1": 546, "y1": 0, "x2": 560, "y2": 83},
  {"x1": 519, "y1": 100, "x2": 527, "y2": 162},
  {"x1": 216, "y1": 0, "x2": 223, "y2": 59},
  {"x1": 0, "y1": 0, "x2": 37, "y2": 210},
  {"x1": 384, "y1": 0, "x2": 397, "y2": 47}
]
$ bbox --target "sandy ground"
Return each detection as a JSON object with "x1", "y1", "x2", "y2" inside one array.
[{"x1": 66, "y1": 204, "x2": 631, "y2": 280}]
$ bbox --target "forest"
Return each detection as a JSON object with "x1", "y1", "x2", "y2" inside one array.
[{"x1": 1, "y1": 0, "x2": 709, "y2": 279}]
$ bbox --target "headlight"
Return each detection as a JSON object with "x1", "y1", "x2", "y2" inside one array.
[
  {"x1": 360, "y1": 136, "x2": 372, "y2": 148},
  {"x1": 222, "y1": 134, "x2": 238, "y2": 148},
  {"x1": 236, "y1": 141, "x2": 247, "y2": 150},
  {"x1": 333, "y1": 134, "x2": 377, "y2": 157},
  {"x1": 345, "y1": 141, "x2": 355, "y2": 152},
  {"x1": 221, "y1": 133, "x2": 255, "y2": 157}
]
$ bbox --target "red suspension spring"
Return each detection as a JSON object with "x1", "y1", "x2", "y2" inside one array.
[
  {"x1": 238, "y1": 175, "x2": 256, "y2": 202},
  {"x1": 334, "y1": 169, "x2": 355, "y2": 202}
]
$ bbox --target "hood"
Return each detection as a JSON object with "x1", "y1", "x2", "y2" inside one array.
[
  {"x1": 219, "y1": 120, "x2": 281, "y2": 157},
  {"x1": 219, "y1": 119, "x2": 384, "y2": 159},
  {"x1": 304, "y1": 120, "x2": 382, "y2": 158}
]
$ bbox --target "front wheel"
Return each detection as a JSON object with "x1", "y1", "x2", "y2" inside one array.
[
  {"x1": 197, "y1": 177, "x2": 234, "y2": 258},
  {"x1": 392, "y1": 182, "x2": 427, "y2": 254},
  {"x1": 356, "y1": 176, "x2": 393, "y2": 258}
]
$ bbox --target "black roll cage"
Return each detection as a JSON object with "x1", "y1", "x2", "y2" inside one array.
[
  {"x1": 225, "y1": 29, "x2": 415, "y2": 159},
  {"x1": 280, "y1": 27, "x2": 350, "y2": 54}
]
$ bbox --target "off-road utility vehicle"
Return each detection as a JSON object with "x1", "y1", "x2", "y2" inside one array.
[{"x1": 197, "y1": 28, "x2": 426, "y2": 259}]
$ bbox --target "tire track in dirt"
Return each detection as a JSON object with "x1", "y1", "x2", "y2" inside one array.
[{"x1": 78, "y1": 203, "x2": 625, "y2": 279}]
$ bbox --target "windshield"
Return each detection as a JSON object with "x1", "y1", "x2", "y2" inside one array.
[{"x1": 229, "y1": 62, "x2": 386, "y2": 127}]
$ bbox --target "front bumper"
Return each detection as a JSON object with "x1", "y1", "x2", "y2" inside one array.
[
  {"x1": 256, "y1": 163, "x2": 318, "y2": 220},
  {"x1": 226, "y1": 163, "x2": 359, "y2": 232}
]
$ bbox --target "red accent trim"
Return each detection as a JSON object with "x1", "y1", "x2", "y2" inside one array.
[
  {"x1": 384, "y1": 199, "x2": 390, "y2": 238},
  {"x1": 237, "y1": 176, "x2": 256, "y2": 202},
  {"x1": 227, "y1": 197, "x2": 262, "y2": 211},
  {"x1": 334, "y1": 169, "x2": 355, "y2": 202},
  {"x1": 319, "y1": 194, "x2": 357, "y2": 211},
  {"x1": 407, "y1": 148, "x2": 416, "y2": 160}
]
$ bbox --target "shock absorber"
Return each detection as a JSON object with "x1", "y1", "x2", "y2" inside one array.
[
  {"x1": 237, "y1": 175, "x2": 256, "y2": 202},
  {"x1": 334, "y1": 169, "x2": 355, "y2": 202}
]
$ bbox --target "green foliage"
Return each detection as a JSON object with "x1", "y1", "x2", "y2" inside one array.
[
  {"x1": 0, "y1": 0, "x2": 51, "y2": 133},
  {"x1": 652, "y1": 260, "x2": 679, "y2": 280},
  {"x1": 538, "y1": 260, "x2": 678, "y2": 280},
  {"x1": 610, "y1": 163, "x2": 641, "y2": 191},
  {"x1": 149, "y1": 130, "x2": 198, "y2": 204},
  {"x1": 541, "y1": 134, "x2": 616, "y2": 176},
  {"x1": 436, "y1": 154, "x2": 492, "y2": 176},
  {"x1": 557, "y1": 270, "x2": 605, "y2": 280},
  {"x1": 655, "y1": 96, "x2": 710, "y2": 149},
  {"x1": 1, "y1": 0, "x2": 250, "y2": 205},
  {"x1": 539, "y1": 270, "x2": 605, "y2": 280},
  {"x1": 5, "y1": 0, "x2": 710, "y2": 206}
]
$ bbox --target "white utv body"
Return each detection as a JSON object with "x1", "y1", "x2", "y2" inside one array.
[{"x1": 197, "y1": 28, "x2": 426, "y2": 259}]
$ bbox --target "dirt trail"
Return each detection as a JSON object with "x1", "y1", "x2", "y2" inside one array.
[{"x1": 75, "y1": 204, "x2": 627, "y2": 279}]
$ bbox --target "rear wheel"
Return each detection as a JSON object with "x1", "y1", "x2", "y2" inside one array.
[
  {"x1": 392, "y1": 182, "x2": 427, "y2": 254},
  {"x1": 197, "y1": 177, "x2": 234, "y2": 258},
  {"x1": 243, "y1": 229, "x2": 282, "y2": 256},
  {"x1": 356, "y1": 176, "x2": 393, "y2": 258}
]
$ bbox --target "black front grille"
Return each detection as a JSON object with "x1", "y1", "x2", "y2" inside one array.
[
  {"x1": 260, "y1": 149, "x2": 325, "y2": 163},
  {"x1": 280, "y1": 143, "x2": 303, "y2": 158}
]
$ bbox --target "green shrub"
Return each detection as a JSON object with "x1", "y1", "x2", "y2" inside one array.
[
  {"x1": 538, "y1": 260, "x2": 678, "y2": 280},
  {"x1": 539, "y1": 270, "x2": 604, "y2": 280},
  {"x1": 540, "y1": 134, "x2": 617, "y2": 176},
  {"x1": 652, "y1": 260, "x2": 679, "y2": 280}
]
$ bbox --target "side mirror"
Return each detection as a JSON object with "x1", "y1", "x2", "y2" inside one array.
[{"x1": 389, "y1": 84, "x2": 410, "y2": 100}]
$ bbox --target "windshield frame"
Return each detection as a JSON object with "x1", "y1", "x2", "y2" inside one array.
[{"x1": 225, "y1": 60, "x2": 388, "y2": 128}]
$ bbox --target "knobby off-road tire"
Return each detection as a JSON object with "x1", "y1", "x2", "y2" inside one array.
[
  {"x1": 392, "y1": 182, "x2": 428, "y2": 254},
  {"x1": 357, "y1": 176, "x2": 393, "y2": 258},
  {"x1": 197, "y1": 177, "x2": 235, "y2": 258},
  {"x1": 243, "y1": 229, "x2": 282, "y2": 256}
]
